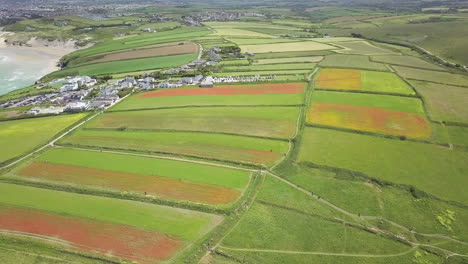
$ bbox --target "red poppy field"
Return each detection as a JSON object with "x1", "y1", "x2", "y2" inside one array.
[
  {"x1": 0, "y1": 206, "x2": 182, "y2": 263},
  {"x1": 18, "y1": 161, "x2": 241, "y2": 204},
  {"x1": 308, "y1": 102, "x2": 432, "y2": 138},
  {"x1": 136, "y1": 83, "x2": 305, "y2": 98}
]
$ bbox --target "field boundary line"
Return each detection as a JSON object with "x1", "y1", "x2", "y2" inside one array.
[
  {"x1": 314, "y1": 87, "x2": 418, "y2": 98},
  {"x1": 218, "y1": 246, "x2": 416, "y2": 257},
  {"x1": 81, "y1": 127, "x2": 291, "y2": 142},
  {"x1": 265, "y1": 171, "x2": 361, "y2": 222},
  {"x1": 109, "y1": 104, "x2": 305, "y2": 113},
  {"x1": 198, "y1": 174, "x2": 266, "y2": 264},
  {"x1": 402, "y1": 78, "x2": 468, "y2": 89},
  {"x1": 304, "y1": 123, "x2": 450, "y2": 148},
  {"x1": 56, "y1": 145, "x2": 257, "y2": 173},
  {"x1": 56, "y1": 142, "x2": 269, "y2": 169},
  {"x1": 0, "y1": 246, "x2": 81, "y2": 264}
]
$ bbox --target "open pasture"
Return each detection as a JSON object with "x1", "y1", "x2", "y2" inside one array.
[
  {"x1": 254, "y1": 50, "x2": 334, "y2": 59},
  {"x1": 212, "y1": 28, "x2": 273, "y2": 38},
  {"x1": 0, "y1": 183, "x2": 222, "y2": 262},
  {"x1": 240, "y1": 41, "x2": 336, "y2": 54},
  {"x1": 370, "y1": 55, "x2": 446, "y2": 71},
  {"x1": 222, "y1": 202, "x2": 409, "y2": 254},
  {"x1": 283, "y1": 163, "x2": 468, "y2": 241},
  {"x1": 393, "y1": 66, "x2": 468, "y2": 87},
  {"x1": 213, "y1": 70, "x2": 311, "y2": 77},
  {"x1": 203, "y1": 21, "x2": 299, "y2": 30},
  {"x1": 308, "y1": 102, "x2": 431, "y2": 138},
  {"x1": 74, "y1": 42, "x2": 198, "y2": 66},
  {"x1": 271, "y1": 19, "x2": 315, "y2": 28},
  {"x1": 315, "y1": 68, "x2": 414, "y2": 94},
  {"x1": 59, "y1": 129, "x2": 289, "y2": 166},
  {"x1": 221, "y1": 63, "x2": 316, "y2": 72},
  {"x1": 0, "y1": 113, "x2": 87, "y2": 164},
  {"x1": 221, "y1": 249, "x2": 440, "y2": 264},
  {"x1": 254, "y1": 56, "x2": 323, "y2": 65},
  {"x1": 227, "y1": 38, "x2": 303, "y2": 45},
  {"x1": 334, "y1": 41, "x2": 395, "y2": 55},
  {"x1": 312, "y1": 37, "x2": 358, "y2": 43},
  {"x1": 410, "y1": 80, "x2": 468, "y2": 124},
  {"x1": 318, "y1": 54, "x2": 389, "y2": 71},
  {"x1": 448, "y1": 126, "x2": 468, "y2": 147},
  {"x1": 298, "y1": 127, "x2": 468, "y2": 204},
  {"x1": 86, "y1": 107, "x2": 301, "y2": 138},
  {"x1": 47, "y1": 53, "x2": 197, "y2": 78},
  {"x1": 65, "y1": 27, "x2": 209, "y2": 60}
]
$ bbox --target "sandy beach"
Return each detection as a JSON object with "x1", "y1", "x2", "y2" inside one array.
[
  {"x1": 0, "y1": 31, "x2": 77, "y2": 72},
  {"x1": 0, "y1": 31, "x2": 79, "y2": 95}
]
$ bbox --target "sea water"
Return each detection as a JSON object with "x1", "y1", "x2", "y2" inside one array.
[{"x1": 0, "y1": 47, "x2": 59, "y2": 96}]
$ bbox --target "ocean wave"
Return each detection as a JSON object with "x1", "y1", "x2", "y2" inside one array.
[{"x1": 0, "y1": 56, "x2": 9, "y2": 63}]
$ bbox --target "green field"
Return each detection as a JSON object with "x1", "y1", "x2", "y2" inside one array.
[
  {"x1": 213, "y1": 28, "x2": 274, "y2": 38},
  {"x1": 221, "y1": 249, "x2": 440, "y2": 264},
  {"x1": 254, "y1": 56, "x2": 324, "y2": 65},
  {"x1": 335, "y1": 41, "x2": 396, "y2": 55},
  {"x1": 371, "y1": 55, "x2": 446, "y2": 71},
  {"x1": 298, "y1": 127, "x2": 468, "y2": 204},
  {"x1": 112, "y1": 93, "x2": 305, "y2": 111},
  {"x1": 222, "y1": 202, "x2": 409, "y2": 254},
  {"x1": 203, "y1": 21, "x2": 299, "y2": 30},
  {"x1": 315, "y1": 69, "x2": 415, "y2": 95},
  {"x1": 0, "y1": 183, "x2": 221, "y2": 241},
  {"x1": 222, "y1": 63, "x2": 316, "y2": 72},
  {"x1": 59, "y1": 129, "x2": 289, "y2": 166},
  {"x1": 64, "y1": 27, "x2": 209, "y2": 60},
  {"x1": 46, "y1": 53, "x2": 197, "y2": 79},
  {"x1": 0, "y1": 114, "x2": 87, "y2": 164},
  {"x1": 448, "y1": 126, "x2": 468, "y2": 148},
  {"x1": 410, "y1": 80, "x2": 468, "y2": 124},
  {"x1": 254, "y1": 50, "x2": 335, "y2": 59},
  {"x1": 213, "y1": 70, "x2": 311, "y2": 77},
  {"x1": 85, "y1": 107, "x2": 301, "y2": 138},
  {"x1": 318, "y1": 54, "x2": 389, "y2": 71},
  {"x1": 360, "y1": 70, "x2": 414, "y2": 94},
  {"x1": 278, "y1": 163, "x2": 468, "y2": 241},
  {"x1": 240, "y1": 41, "x2": 336, "y2": 53},
  {"x1": 34, "y1": 148, "x2": 250, "y2": 189},
  {"x1": 311, "y1": 91, "x2": 425, "y2": 114},
  {"x1": 227, "y1": 38, "x2": 303, "y2": 45},
  {"x1": 393, "y1": 66, "x2": 468, "y2": 87}
]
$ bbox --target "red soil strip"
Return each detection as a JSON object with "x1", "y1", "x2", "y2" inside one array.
[
  {"x1": 0, "y1": 206, "x2": 182, "y2": 263},
  {"x1": 18, "y1": 162, "x2": 241, "y2": 205},
  {"x1": 308, "y1": 102, "x2": 431, "y2": 138},
  {"x1": 136, "y1": 83, "x2": 305, "y2": 98}
]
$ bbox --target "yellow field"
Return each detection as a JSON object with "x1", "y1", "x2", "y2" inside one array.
[
  {"x1": 240, "y1": 41, "x2": 336, "y2": 53},
  {"x1": 315, "y1": 69, "x2": 362, "y2": 90}
]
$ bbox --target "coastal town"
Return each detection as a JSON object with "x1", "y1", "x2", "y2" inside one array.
[{"x1": 0, "y1": 51, "x2": 278, "y2": 117}]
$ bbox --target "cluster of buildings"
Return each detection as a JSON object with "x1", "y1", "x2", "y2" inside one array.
[
  {"x1": 212, "y1": 75, "x2": 277, "y2": 83},
  {"x1": 163, "y1": 58, "x2": 219, "y2": 75},
  {"x1": 60, "y1": 76, "x2": 97, "y2": 92}
]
